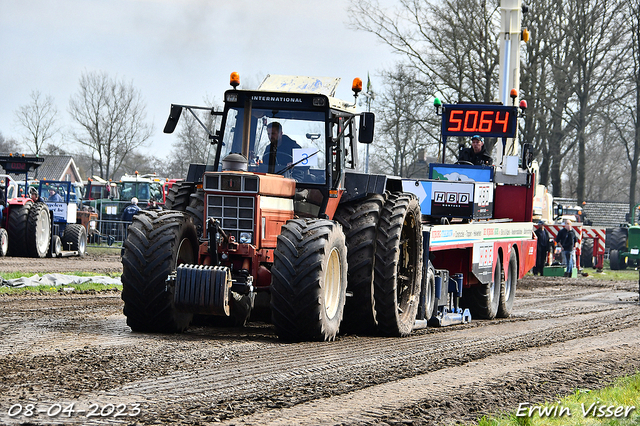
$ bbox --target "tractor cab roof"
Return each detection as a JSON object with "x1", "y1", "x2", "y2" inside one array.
[{"x1": 255, "y1": 75, "x2": 357, "y2": 114}]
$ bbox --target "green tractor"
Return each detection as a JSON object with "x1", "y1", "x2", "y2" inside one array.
[{"x1": 608, "y1": 204, "x2": 640, "y2": 270}]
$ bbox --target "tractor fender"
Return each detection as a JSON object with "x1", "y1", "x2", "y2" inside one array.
[{"x1": 341, "y1": 171, "x2": 402, "y2": 204}]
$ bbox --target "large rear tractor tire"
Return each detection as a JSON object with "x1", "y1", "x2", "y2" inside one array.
[
  {"x1": 26, "y1": 202, "x2": 51, "y2": 258},
  {"x1": 334, "y1": 195, "x2": 384, "y2": 334},
  {"x1": 186, "y1": 189, "x2": 205, "y2": 237},
  {"x1": 497, "y1": 252, "x2": 517, "y2": 318},
  {"x1": 62, "y1": 223, "x2": 87, "y2": 256},
  {"x1": 0, "y1": 228, "x2": 8, "y2": 257},
  {"x1": 607, "y1": 227, "x2": 628, "y2": 251},
  {"x1": 581, "y1": 238, "x2": 594, "y2": 268},
  {"x1": 462, "y1": 257, "x2": 502, "y2": 319},
  {"x1": 165, "y1": 182, "x2": 196, "y2": 211},
  {"x1": 7, "y1": 202, "x2": 31, "y2": 257},
  {"x1": 373, "y1": 192, "x2": 423, "y2": 337},
  {"x1": 121, "y1": 211, "x2": 199, "y2": 333},
  {"x1": 271, "y1": 219, "x2": 348, "y2": 342}
]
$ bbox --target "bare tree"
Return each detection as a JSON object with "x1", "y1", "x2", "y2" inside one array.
[
  {"x1": 349, "y1": 0, "x2": 501, "y2": 149},
  {"x1": 369, "y1": 66, "x2": 436, "y2": 177},
  {"x1": 69, "y1": 71, "x2": 152, "y2": 180},
  {"x1": 623, "y1": 0, "x2": 640, "y2": 214},
  {"x1": 563, "y1": 0, "x2": 629, "y2": 203},
  {"x1": 14, "y1": 90, "x2": 59, "y2": 156},
  {"x1": 0, "y1": 132, "x2": 20, "y2": 154}
]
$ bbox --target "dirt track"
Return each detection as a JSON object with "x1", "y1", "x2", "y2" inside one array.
[{"x1": 1, "y1": 255, "x2": 639, "y2": 425}]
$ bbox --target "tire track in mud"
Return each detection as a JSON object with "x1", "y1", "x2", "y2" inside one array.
[
  {"x1": 217, "y1": 327, "x2": 640, "y2": 426},
  {"x1": 0, "y1": 295, "x2": 126, "y2": 356},
  {"x1": 20, "y1": 303, "x2": 638, "y2": 425},
  {"x1": 1, "y1": 280, "x2": 639, "y2": 425}
]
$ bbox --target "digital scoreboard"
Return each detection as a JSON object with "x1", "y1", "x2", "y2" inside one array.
[{"x1": 441, "y1": 104, "x2": 518, "y2": 138}]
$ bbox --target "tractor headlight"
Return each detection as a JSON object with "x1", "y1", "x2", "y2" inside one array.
[
  {"x1": 239, "y1": 232, "x2": 252, "y2": 244},
  {"x1": 89, "y1": 220, "x2": 97, "y2": 230}
]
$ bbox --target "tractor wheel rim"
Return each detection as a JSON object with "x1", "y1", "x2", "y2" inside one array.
[
  {"x1": 36, "y1": 210, "x2": 50, "y2": 254},
  {"x1": 324, "y1": 247, "x2": 341, "y2": 320},
  {"x1": 176, "y1": 237, "x2": 196, "y2": 266}
]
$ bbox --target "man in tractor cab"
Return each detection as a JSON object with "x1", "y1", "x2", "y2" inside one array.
[
  {"x1": 47, "y1": 188, "x2": 63, "y2": 202},
  {"x1": 261, "y1": 122, "x2": 301, "y2": 171},
  {"x1": 458, "y1": 135, "x2": 493, "y2": 166}
]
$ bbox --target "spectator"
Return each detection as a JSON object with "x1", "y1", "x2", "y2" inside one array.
[
  {"x1": 555, "y1": 219, "x2": 579, "y2": 277},
  {"x1": 47, "y1": 188, "x2": 63, "y2": 202},
  {"x1": 458, "y1": 135, "x2": 493, "y2": 166},
  {"x1": 533, "y1": 221, "x2": 550, "y2": 275},
  {"x1": 121, "y1": 197, "x2": 141, "y2": 223}
]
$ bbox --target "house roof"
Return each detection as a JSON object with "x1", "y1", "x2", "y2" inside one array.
[
  {"x1": 0, "y1": 155, "x2": 82, "y2": 183},
  {"x1": 555, "y1": 197, "x2": 629, "y2": 228}
]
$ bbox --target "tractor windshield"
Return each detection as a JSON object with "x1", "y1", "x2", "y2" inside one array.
[
  {"x1": 219, "y1": 107, "x2": 326, "y2": 184},
  {"x1": 120, "y1": 182, "x2": 164, "y2": 203}
]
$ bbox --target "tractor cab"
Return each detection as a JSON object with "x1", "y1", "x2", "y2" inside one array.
[
  {"x1": 38, "y1": 181, "x2": 78, "y2": 227},
  {"x1": 164, "y1": 74, "x2": 374, "y2": 222},
  {"x1": 118, "y1": 173, "x2": 166, "y2": 208}
]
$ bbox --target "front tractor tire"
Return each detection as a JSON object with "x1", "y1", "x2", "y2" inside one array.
[
  {"x1": 26, "y1": 202, "x2": 51, "y2": 258},
  {"x1": 374, "y1": 192, "x2": 423, "y2": 337},
  {"x1": 121, "y1": 210, "x2": 199, "y2": 333},
  {"x1": 271, "y1": 219, "x2": 348, "y2": 342},
  {"x1": 61, "y1": 223, "x2": 87, "y2": 256}
]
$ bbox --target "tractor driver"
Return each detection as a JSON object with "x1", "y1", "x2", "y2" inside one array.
[
  {"x1": 48, "y1": 188, "x2": 63, "y2": 202},
  {"x1": 459, "y1": 135, "x2": 493, "y2": 166},
  {"x1": 29, "y1": 187, "x2": 43, "y2": 203},
  {"x1": 261, "y1": 122, "x2": 301, "y2": 171}
]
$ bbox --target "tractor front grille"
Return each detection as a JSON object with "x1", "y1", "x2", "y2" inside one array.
[{"x1": 207, "y1": 194, "x2": 255, "y2": 242}]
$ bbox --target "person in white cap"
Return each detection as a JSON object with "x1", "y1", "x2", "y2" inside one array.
[{"x1": 121, "y1": 197, "x2": 141, "y2": 223}]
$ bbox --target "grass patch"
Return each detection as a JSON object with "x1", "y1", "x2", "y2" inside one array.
[
  {"x1": 581, "y1": 266, "x2": 639, "y2": 281},
  {"x1": 472, "y1": 373, "x2": 640, "y2": 426},
  {"x1": 86, "y1": 246, "x2": 122, "y2": 255}
]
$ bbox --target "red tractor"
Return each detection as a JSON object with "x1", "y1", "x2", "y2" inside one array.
[
  {"x1": 121, "y1": 74, "x2": 423, "y2": 341},
  {"x1": 0, "y1": 155, "x2": 52, "y2": 258}
]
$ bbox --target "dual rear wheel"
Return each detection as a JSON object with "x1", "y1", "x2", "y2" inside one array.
[{"x1": 462, "y1": 251, "x2": 517, "y2": 319}]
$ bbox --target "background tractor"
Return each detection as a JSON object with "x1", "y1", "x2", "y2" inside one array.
[
  {"x1": 0, "y1": 155, "x2": 51, "y2": 258},
  {"x1": 37, "y1": 180, "x2": 89, "y2": 257},
  {"x1": 608, "y1": 204, "x2": 640, "y2": 270}
]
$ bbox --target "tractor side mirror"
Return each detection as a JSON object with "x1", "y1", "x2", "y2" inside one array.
[
  {"x1": 358, "y1": 112, "x2": 375, "y2": 144},
  {"x1": 163, "y1": 104, "x2": 183, "y2": 134}
]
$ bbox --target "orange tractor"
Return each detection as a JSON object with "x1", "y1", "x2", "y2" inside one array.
[{"x1": 121, "y1": 74, "x2": 423, "y2": 341}]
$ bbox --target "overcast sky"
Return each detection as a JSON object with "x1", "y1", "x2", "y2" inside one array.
[{"x1": 0, "y1": 0, "x2": 399, "y2": 159}]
